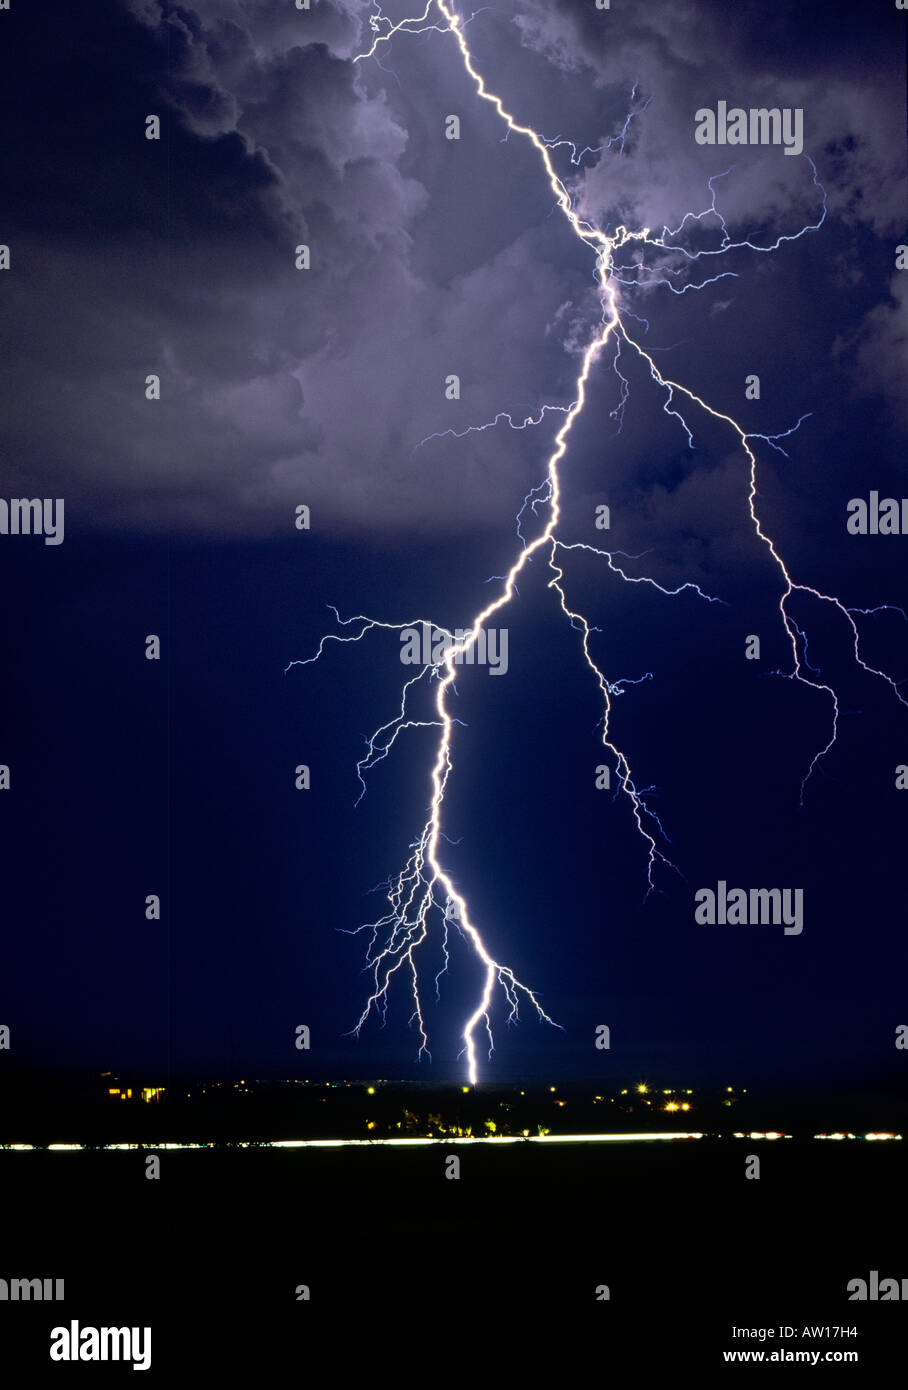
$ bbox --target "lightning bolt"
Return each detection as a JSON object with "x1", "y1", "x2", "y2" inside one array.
[{"x1": 287, "y1": 3, "x2": 906, "y2": 1083}]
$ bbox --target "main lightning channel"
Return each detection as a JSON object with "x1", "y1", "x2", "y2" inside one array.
[{"x1": 293, "y1": 2, "x2": 906, "y2": 1083}]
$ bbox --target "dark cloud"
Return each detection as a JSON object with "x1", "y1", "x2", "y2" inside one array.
[
  {"x1": 0, "y1": 0, "x2": 903, "y2": 539},
  {"x1": 515, "y1": 0, "x2": 905, "y2": 235},
  {"x1": 841, "y1": 271, "x2": 908, "y2": 430}
]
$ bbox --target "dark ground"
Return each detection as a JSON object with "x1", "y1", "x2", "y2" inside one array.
[{"x1": 1, "y1": 1116, "x2": 906, "y2": 1375}]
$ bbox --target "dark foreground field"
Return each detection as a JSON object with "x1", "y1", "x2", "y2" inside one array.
[{"x1": 1, "y1": 1138, "x2": 905, "y2": 1376}]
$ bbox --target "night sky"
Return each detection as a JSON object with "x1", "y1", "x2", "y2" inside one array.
[{"x1": 1, "y1": 0, "x2": 906, "y2": 1094}]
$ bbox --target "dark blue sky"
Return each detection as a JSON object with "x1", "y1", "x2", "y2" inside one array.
[{"x1": 1, "y1": 0, "x2": 906, "y2": 1093}]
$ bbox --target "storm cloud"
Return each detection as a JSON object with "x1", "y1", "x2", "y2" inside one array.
[{"x1": 0, "y1": 0, "x2": 903, "y2": 538}]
